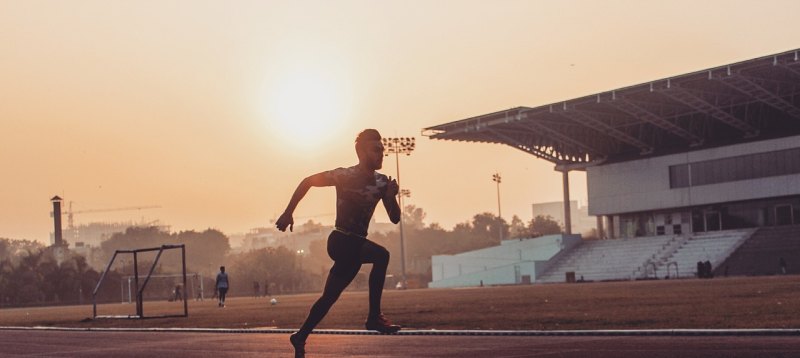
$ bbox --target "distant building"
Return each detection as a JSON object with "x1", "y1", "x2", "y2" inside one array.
[
  {"x1": 532, "y1": 201, "x2": 596, "y2": 235},
  {"x1": 238, "y1": 225, "x2": 329, "y2": 254},
  {"x1": 426, "y1": 48, "x2": 800, "y2": 240}
]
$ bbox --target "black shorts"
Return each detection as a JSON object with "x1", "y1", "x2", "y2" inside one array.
[{"x1": 327, "y1": 230, "x2": 367, "y2": 278}]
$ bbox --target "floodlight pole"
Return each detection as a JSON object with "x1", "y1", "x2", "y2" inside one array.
[
  {"x1": 383, "y1": 137, "x2": 415, "y2": 289},
  {"x1": 492, "y1": 173, "x2": 502, "y2": 241}
]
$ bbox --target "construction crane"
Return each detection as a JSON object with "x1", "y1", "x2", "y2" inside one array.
[{"x1": 52, "y1": 201, "x2": 162, "y2": 230}]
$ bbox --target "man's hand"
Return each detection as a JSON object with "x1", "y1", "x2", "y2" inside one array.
[
  {"x1": 276, "y1": 212, "x2": 294, "y2": 232},
  {"x1": 385, "y1": 176, "x2": 399, "y2": 198}
]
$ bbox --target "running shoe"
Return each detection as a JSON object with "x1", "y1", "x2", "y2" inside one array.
[
  {"x1": 365, "y1": 313, "x2": 401, "y2": 333},
  {"x1": 289, "y1": 333, "x2": 305, "y2": 358}
]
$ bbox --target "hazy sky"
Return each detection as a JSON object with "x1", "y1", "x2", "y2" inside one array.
[{"x1": 2, "y1": 0, "x2": 799, "y2": 243}]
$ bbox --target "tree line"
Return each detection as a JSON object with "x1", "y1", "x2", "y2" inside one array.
[
  {"x1": 0, "y1": 239, "x2": 103, "y2": 307},
  {"x1": 0, "y1": 207, "x2": 563, "y2": 307}
]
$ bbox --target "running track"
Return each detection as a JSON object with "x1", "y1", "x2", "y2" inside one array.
[{"x1": 3, "y1": 328, "x2": 800, "y2": 357}]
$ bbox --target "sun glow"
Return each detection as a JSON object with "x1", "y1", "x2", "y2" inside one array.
[{"x1": 263, "y1": 64, "x2": 353, "y2": 151}]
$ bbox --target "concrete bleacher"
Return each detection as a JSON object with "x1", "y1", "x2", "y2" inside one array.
[
  {"x1": 536, "y1": 235, "x2": 675, "y2": 283},
  {"x1": 536, "y1": 229, "x2": 755, "y2": 283},
  {"x1": 717, "y1": 225, "x2": 800, "y2": 276},
  {"x1": 653, "y1": 229, "x2": 755, "y2": 278}
]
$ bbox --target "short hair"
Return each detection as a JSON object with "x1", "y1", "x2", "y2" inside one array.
[{"x1": 355, "y1": 129, "x2": 382, "y2": 154}]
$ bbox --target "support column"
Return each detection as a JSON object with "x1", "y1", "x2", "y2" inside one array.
[
  {"x1": 562, "y1": 170, "x2": 572, "y2": 235},
  {"x1": 596, "y1": 216, "x2": 604, "y2": 240},
  {"x1": 606, "y1": 216, "x2": 616, "y2": 239}
]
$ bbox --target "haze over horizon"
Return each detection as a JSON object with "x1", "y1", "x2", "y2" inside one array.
[{"x1": 2, "y1": 1, "x2": 800, "y2": 244}]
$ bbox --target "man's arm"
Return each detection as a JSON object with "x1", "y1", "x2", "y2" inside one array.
[
  {"x1": 276, "y1": 172, "x2": 334, "y2": 232},
  {"x1": 382, "y1": 176, "x2": 401, "y2": 224}
]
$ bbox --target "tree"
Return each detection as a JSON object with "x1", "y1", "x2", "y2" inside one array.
[
  {"x1": 471, "y1": 212, "x2": 509, "y2": 244},
  {"x1": 529, "y1": 215, "x2": 562, "y2": 236},
  {"x1": 403, "y1": 205, "x2": 426, "y2": 230},
  {"x1": 509, "y1": 215, "x2": 528, "y2": 239},
  {"x1": 177, "y1": 229, "x2": 230, "y2": 275}
]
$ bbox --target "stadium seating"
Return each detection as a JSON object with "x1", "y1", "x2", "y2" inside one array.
[
  {"x1": 536, "y1": 229, "x2": 755, "y2": 283},
  {"x1": 717, "y1": 225, "x2": 800, "y2": 276},
  {"x1": 652, "y1": 229, "x2": 755, "y2": 278},
  {"x1": 536, "y1": 235, "x2": 675, "y2": 283}
]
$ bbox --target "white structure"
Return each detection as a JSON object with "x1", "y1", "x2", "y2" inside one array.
[
  {"x1": 426, "y1": 49, "x2": 800, "y2": 278},
  {"x1": 589, "y1": 136, "x2": 800, "y2": 239},
  {"x1": 426, "y1": 49, "x2": 800, "y2": 241},
  {"x1": 429, "y1": 234, "x2": 581, "y2": 288}
]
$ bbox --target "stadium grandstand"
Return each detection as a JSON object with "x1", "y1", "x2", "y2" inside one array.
[{"x1": 425, "y1": 48, "x2": 800, "y2": 286}]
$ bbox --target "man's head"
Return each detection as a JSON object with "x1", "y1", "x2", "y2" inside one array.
[
  {"x1": 355, "y1": 129, "x2": 384, "y2": 170},
  {"x1": 220, "y1": 266, "x2": 225, "y2": 273}
]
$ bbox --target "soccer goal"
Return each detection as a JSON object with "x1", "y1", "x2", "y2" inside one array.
[{"x1": 92, "y1": 244, "x2": 188, "y2": 319}]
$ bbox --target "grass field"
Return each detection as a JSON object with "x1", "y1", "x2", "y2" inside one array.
[{"x1": 2, "y1": 275, "x2": 800, "y2": 330}]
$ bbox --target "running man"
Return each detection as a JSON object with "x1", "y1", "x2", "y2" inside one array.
[
  {"x1": 276, "y1": 129, "x2": 402, "y2": 357},
  {"x1": 215, "y1": 266, "x2": 229, "y2": 307}
]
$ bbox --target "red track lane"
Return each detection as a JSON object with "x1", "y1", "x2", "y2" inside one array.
[{"x1": 3, "y1": 330, "x2": 800, "y2": 357}]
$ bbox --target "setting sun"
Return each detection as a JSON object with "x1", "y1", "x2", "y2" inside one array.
[{"x1": 263, "y1": 65, "x2": 352, "y2": 150}]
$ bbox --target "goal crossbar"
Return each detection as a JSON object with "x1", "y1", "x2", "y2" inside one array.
[{"x1": 92, "y1": 244, "x2": 188, "y2": 319}]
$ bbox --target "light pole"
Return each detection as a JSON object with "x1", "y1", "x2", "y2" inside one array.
[
  {"x1": 382, "y1": 136, "x2": 415, "y2": 289},
  {"x1": 492, "y1": 173, "x2": 503, "y2": 241}
]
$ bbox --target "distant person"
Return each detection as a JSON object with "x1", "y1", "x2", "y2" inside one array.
[
  {"x1": 704, "y1": 260, "x2": 713, "y2": 279},
  {"x1": 779, "y1": 257, "x2": 787, "y2": 275},
  {"x1": 697, "y1": 261, "x2": 704, "y2": 278},
  {"x1": 216, "y1": 266, "x2": 229, "y2": 307},
  {"x1": 276, "y1": 129, "x2": 402, "y2": 358},
  {"x1": 253, "y1": 281, "x2": 260, "y2": 298},
  {"x1": 173, "y1": 284, "x2": 183, "y2": 302}
]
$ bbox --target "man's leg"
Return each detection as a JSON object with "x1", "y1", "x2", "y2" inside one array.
[
  {"x1": 359, "y1": 240, "x2": 390, "y2": 319},
  {"x1": 294, "y1": 264, "x2": 360, "y2": 340}
]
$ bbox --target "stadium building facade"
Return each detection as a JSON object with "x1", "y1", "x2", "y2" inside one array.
[{"x1": 425, "y1": 49, "x2": 800, "y2": 285}]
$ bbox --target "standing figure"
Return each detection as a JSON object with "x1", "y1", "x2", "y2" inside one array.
[
  {"x1": 215, "y1": 266, "x2": 229, "y2": 307},
  {"x1": 779, "y1": 257, "x2": 787, "y2": 275},
  {"x1": 276, "y1": 129, "x2": 402, "y2": 358},
  {"x1": 173, "y1": 284, "x2": 183, "y2": 302}
]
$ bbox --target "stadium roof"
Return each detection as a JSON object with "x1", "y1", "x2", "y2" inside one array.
[{"x1": 423, "y1": 49, "x2": 800, "y2": 168}]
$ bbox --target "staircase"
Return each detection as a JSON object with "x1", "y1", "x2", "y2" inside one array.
[
  {"x1": 654, "y1": 229, "x2": 755, "y2": 278},
  {"x1": 536, "y1": 235, "x2": 675, "y2": 283},
  {"x1": 717, "y1": 225, "x2": 800, "y2": 276}
]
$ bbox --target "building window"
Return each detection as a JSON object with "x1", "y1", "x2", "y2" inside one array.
[
  {"x1": 669, "y1": 147, "x2": 800, "y2": 189},
  {"x1": 669, "y1": 164, "x2": 690, "y2": 188},
  {"x1": 776, "y1": 205, "x2": 794, "y2": 226},
  {"x1": 673, "y1": 224, "x2": 682, "y2": 235}
]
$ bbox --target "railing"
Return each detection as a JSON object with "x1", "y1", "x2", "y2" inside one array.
[{"x1": 666, "y1": 261, "x2": 679, "y2": 278}]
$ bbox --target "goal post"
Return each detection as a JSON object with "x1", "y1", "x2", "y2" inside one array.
[{"x1": 92, "y1": 244, "x2": 188, "y2": 319}]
